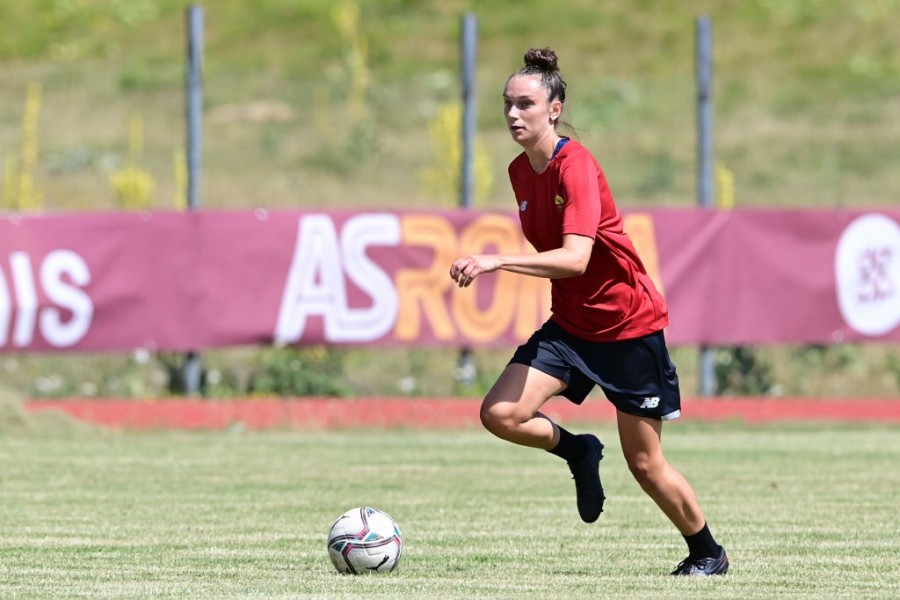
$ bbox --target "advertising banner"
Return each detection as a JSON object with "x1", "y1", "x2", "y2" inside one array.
[{"x1": 1, "y1": 208, "x2": 897, "y2": 352}]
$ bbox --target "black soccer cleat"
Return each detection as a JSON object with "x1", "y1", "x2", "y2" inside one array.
[
  {"x1": 567, "y1": 434, "x2": 605, "y2": 523},
  {"x1": 671, "y1": 546, "x2": 729, "y2": 576}
]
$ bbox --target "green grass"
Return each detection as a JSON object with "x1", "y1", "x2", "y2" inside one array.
[{"x1": 1, "y1": 418, "x2": 898, "y2": 598}]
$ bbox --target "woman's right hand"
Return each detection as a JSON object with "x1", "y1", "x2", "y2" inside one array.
[{"x1": 450, "y1": 254, "x2": 501, "y2": 288}]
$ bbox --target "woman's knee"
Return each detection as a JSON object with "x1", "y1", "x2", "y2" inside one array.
[
  {"x1": 479, "y1": 401, "x2": 525, "y2": 438},
  {"x1": 626, "y1": 452, "x2": 665, "y2": 487}
]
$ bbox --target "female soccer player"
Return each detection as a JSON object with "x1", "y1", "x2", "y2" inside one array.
[{"x1": 449, "y1": 47, "x2": 728, "y2": 576}]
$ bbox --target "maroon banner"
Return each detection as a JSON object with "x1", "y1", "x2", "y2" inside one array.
[{"x1": 1, "y1": 208, "x2": 898, "y2": 352}]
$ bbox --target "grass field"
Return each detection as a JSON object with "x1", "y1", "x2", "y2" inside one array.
[{"x1": 1, "y1": 416, "x2": 898, "y2": 598}]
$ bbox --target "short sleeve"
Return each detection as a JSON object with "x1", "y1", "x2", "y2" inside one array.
[{"x1": 559, "y1": 151, "x2": 602, "y2": 238}]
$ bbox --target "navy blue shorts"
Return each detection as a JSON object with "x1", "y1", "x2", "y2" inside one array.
[{"x1": 509, "y1": 320, "x2": 682, "y2": 421}]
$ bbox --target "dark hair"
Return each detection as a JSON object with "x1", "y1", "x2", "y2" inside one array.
[{"x1": 515, "y1": 47, "x2": 567, "y2": 105}]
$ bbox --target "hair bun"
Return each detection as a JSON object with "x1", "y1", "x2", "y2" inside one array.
[{"x1": 523, "y1": 47, "x2": 559, "y2": 73}]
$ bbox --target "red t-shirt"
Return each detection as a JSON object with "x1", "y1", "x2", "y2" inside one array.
[{"x1": 508, "y1": 139, "x2": 668, "y2": 341}]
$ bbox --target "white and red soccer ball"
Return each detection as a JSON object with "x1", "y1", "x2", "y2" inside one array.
[{"x1": 327, "y1": 507, "x2": 403, "y2": 574}]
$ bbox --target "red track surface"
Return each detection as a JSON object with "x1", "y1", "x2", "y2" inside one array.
[{"x1": 24, "y1": 396, "x2": 900, "y2": 430}]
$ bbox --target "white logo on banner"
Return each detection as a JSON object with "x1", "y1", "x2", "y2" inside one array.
[
  {"x1": 275, "y1": 214, "x2": 400, "y2": 344},
  {"x1": 0, "y1": 249, "x2": 94, "y2": 348},
  {"x1": 834, "y1": 214, "x2": 900, "y2": 336}
]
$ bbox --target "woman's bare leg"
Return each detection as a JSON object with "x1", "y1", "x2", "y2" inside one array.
[
  {"x1": 616, "y1": 410, "x2": 705, "y2": 535},
  {"x1": 479, "y1": 363, "x2": 566, "y2": 449}
]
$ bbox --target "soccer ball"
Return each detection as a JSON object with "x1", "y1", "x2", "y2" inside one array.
[{"x1": 327, "y1": 507, "x2": 403, "y2": 575}]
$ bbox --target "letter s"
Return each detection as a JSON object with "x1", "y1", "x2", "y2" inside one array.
[
  {"x1": 39, "y1": 250, "x2": 93, "y2": 347},
  {"x1": 335, "y1": 214, "x2": 400, "y2": 342}
]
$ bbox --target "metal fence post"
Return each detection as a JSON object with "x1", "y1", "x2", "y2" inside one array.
[
  {"x1": 696, "y1": 15, "x2": 716, "y2": 397},
  {"x1": 456, "y1": 13, "x2": 478, "y2": 388},
  {"x1": 183, "y1": 4, "x2": 204, "y2": 396}
]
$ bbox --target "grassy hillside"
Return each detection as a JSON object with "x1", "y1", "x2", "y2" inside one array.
[
  {"x1": 2, "y1": 0, "x2": 899, "y2": 213},
  {"x1": 1, "y1": 0, "x2": 898, "y2": 398}
]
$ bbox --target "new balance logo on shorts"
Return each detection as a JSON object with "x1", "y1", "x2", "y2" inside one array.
[{"x1": 640, "y1": 396, "x2": 661, "y2": 409}]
